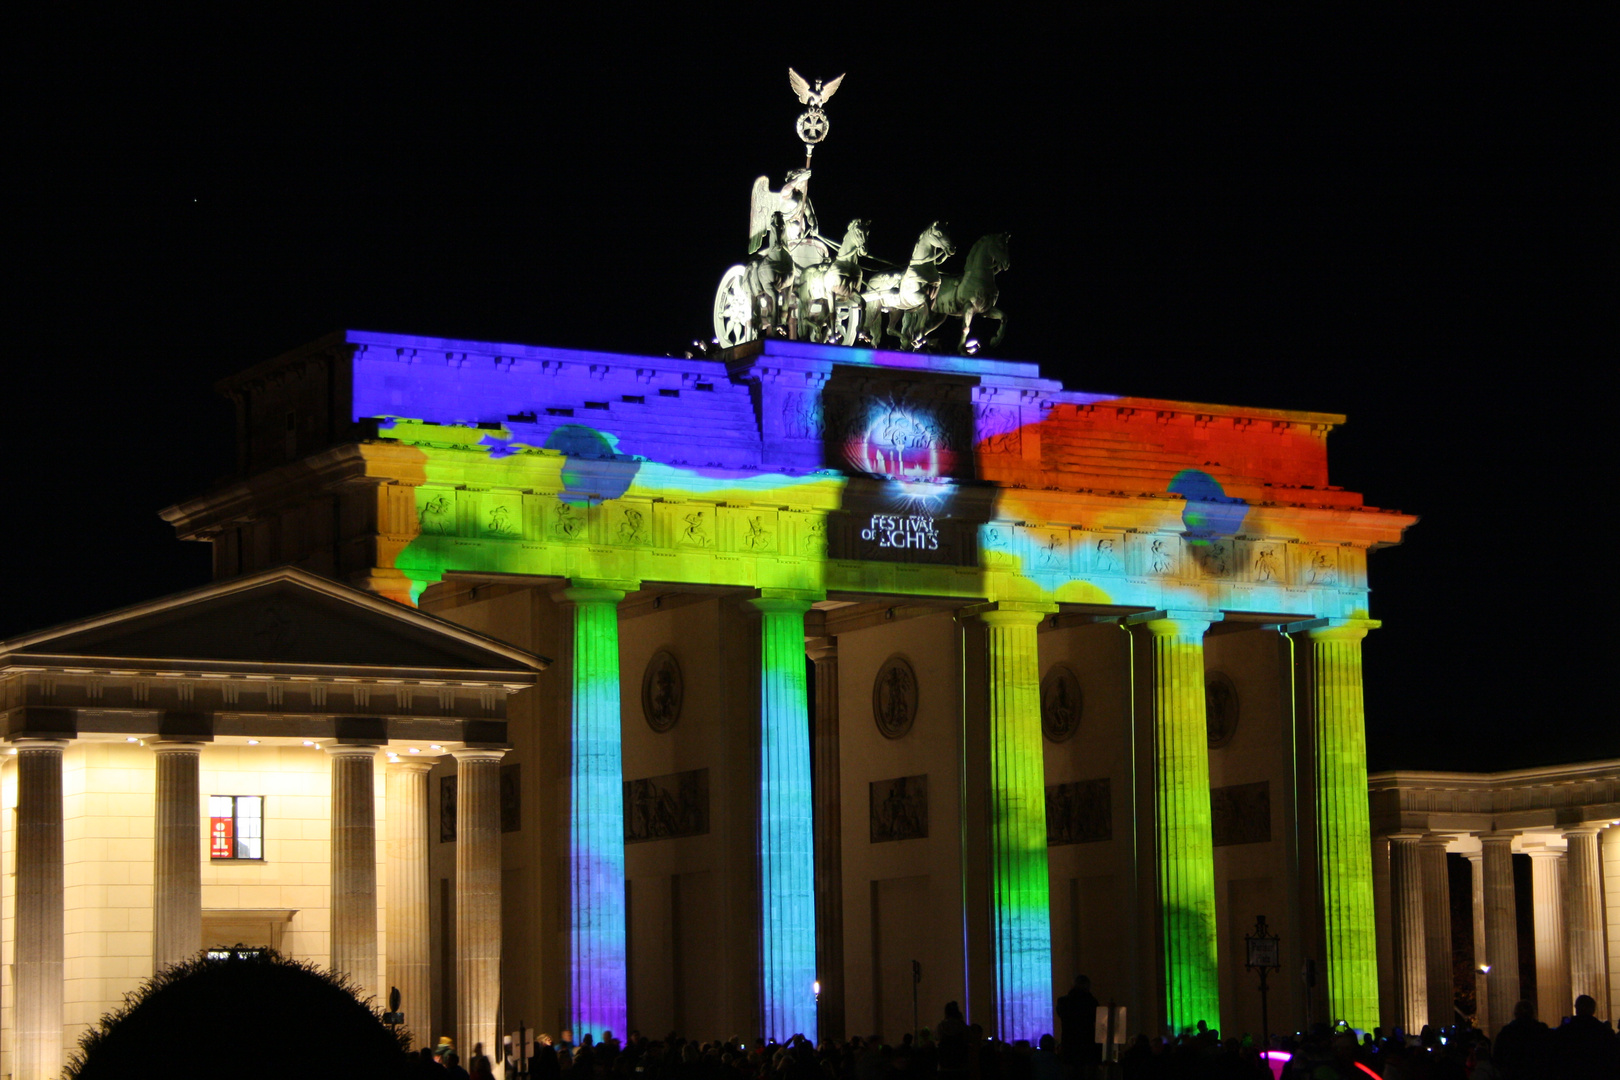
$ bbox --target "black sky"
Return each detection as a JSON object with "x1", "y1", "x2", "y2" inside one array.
[{"x1": 7, "y1": 8, "x2": 1613, "y2": 772}]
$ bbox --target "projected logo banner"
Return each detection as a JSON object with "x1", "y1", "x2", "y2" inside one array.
[{"x1": 821, "y1": 368, "x2": 992, "y2": 565}]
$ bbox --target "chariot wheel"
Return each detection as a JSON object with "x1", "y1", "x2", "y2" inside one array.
[
  {"x1": 713, "y1": 265, "x2": 755, "y2": 347},
  {"x1": 833, "y1": 301, "x2": 862, "y2": 347}
]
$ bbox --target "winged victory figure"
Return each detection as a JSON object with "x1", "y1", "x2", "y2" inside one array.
[{"x1": 788, "y1": 69, "x2": 845, "y2": 108}]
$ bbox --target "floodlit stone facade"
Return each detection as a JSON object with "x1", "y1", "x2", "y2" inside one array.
[{"x1": 1370, "y1": 761, "x2": 1620, "y2": 1033}]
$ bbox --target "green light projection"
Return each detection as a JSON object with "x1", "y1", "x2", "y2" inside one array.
[
  {"x1": 1308, "y1": 620, "x2": 1380, "y2": 1032},
  {"x1": 977, "y1": 604, "x2": 1058, "y2": 1042},
  {"x1": 1139, "y1": 612, "x2": 1222, "y2": 1033}
]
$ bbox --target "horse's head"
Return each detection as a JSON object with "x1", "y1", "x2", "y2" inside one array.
[
  {"x1": 914, "y1": 221, "x2": 955, "y2": 263},
  {"x1": 842, "y1": 218, "x2": 871, "y2": 256},
  {"x1": 989, "y1": 232, "x2": 1010, "y2": 271}
]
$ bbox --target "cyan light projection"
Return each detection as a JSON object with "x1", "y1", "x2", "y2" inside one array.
[{"x1": 345, "y1": 331, "x2": 1400, "y2": 1039}]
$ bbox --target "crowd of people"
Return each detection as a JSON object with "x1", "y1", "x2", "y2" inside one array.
[{"x1": 401, "y1": 993, "x2": 1618, "y2": 1080}]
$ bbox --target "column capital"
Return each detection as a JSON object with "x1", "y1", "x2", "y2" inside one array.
[
  {"x1": 805, "y1": 635, "x2": 837, "y2": 662},
  {"x1": 1305, "y1": 618, "x2": 1381, "y2": 642},
  {"x1": 748, "y1": 588, "x2": 820, "y2": 614},
  {"x1": 149, "y1": 740, "x2": 206, "y2": 753},
  {"x1": 563, "y1": 578, "x2": 639, "y2": 603},
  {"x1": 1125, "y1": 609, "x2": 1223, "y2": 637},
  {"x1": 1562, "y1": 824, "x2": 1606, "y2": 839},
  {"x1": 324, "y1": 743, "x2": 381, "y2": 760},
  {"x1": 8, "y1": 738, "x2": 69, "y2": 752},
  {"x1": 386, "y1": 756, "x2": 436, "y2": 775},
  {"x1": 1419, "y1": 833, "x2": 1456, "y2": 850},
  {"x1": 1479, "y1": 831, "x2": 1518, "y2": 848},
  {"x1": 1524, "y1": 847, "x2": 1566, "y2": 860},
  {"x1": 451, "y1": 747, "x2": 507, "y2": 765},
  {"x1": 1388, "y1": 831, "x2": 1427, "y2": 844},
  {"x1": 961, "y1": 599, "x2": 1058, "y2": 626}
]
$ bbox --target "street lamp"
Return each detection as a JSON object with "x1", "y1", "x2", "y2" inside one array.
[{"x1": 1245, "y1": 915, "x2": 1282, "y2": 1045}]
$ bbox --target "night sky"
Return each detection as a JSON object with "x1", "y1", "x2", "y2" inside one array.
[{"x1": 9, "y1": 10, "x2": 1610, "y2": 772}]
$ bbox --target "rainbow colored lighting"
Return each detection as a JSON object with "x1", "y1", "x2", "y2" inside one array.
[
  {"x1": 567, "y1": 584, "x2": 631, "y2": 1039},
  {"x1": 335, "y1": 331, "x2": 1404, "y2": 1041},
  {"x1": 979, "y1": 605, "x2": 1056, "y2": 1041},
  {"x1": 1141, "y1": 613, "x2": 1221, "y2": 1033}
]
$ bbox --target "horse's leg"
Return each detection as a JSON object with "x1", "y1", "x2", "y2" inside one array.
[
  {"x1": 959, "y1": 310, "x2": 974, "y2": 352},
  {"x1": 983, "y1": 306, "x2": 1007, "y2": 347}
]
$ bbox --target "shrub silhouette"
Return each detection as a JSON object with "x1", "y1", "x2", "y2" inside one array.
[{"x1": 67, "y1": 948, "x2": 410, "y2": 1079}]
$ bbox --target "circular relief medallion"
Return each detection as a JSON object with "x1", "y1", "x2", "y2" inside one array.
[
  {"x1": 1040, "y1": 665, "x2": 1084, "y2": 743},
  {"x1": 872, "y1": 655, "x2": 918, "y2": 739},
  {"x1": 1205, "y1": 670, "x2": 1239, "y2": 749},
  {"x1": 641, "y1": 650, "x2": 683, "y2": 733}
]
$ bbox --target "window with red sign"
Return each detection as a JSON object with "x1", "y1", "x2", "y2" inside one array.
[{"x1": 208, "y1": 795, "x2": 263, "y2": 860}]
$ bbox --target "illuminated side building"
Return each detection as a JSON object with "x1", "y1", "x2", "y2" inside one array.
[{"x1": 3, "y1": 330, "x2": 1416, "y2": 1074}]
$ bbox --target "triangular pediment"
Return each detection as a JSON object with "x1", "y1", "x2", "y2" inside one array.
[{"x1": 0, "y1": 567, "x2": 544, "y2": 676}]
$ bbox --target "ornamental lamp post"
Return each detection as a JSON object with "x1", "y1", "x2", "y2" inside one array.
[{"x1": 1244, "y1": 915, "x2": 1282, "y2": 1045}]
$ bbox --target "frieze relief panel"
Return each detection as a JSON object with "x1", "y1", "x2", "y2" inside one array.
[
  {"x1": 722, "y1": 506, "x2": 778, "y2": 554},
  {"x1": 611, "y1": 501, "x2": 653, "y2": 546},
  {"x1": 1026, "y1": 527, "x2": 1072, "y2": 574},
  {"x1": 1211, "y1": 781, "x2": 1271, "y2": 847},
  {"x1": 1087, "y1": 532, "x2": 1126, "y2": 575},
  {"x1": 480, "y1": 492, "x2": 524, "y2": 540},
  {"x1": 417, "y1": 488, "x2": 458, "y2": 536},
  {"x1": 624, "y1": 768, "x2": 710, "y2": 843}
]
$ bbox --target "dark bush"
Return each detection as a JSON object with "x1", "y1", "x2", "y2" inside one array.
[{"x1": 67, "y1": 948, "x2": 410, "y2": 1080}]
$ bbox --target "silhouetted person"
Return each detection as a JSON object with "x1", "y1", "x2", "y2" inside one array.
[
  {"x1": 1493, "y1": 1000, "x2": 1549, "y2": 1080},
  {"x1": 442, "y1": 1050, "x2": 470, "y2": 1080},
  {"x1": 1055, "y1": 975, "x2": 1100, "y2": 1078},
  {"x1": 1550, "y1": 994, "x2": 1620, "y2": 1080}
]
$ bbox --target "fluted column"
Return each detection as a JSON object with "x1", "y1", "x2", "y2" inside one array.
[
  {"x1": 387, "y1": 758, "x2": 434, "y2": 1044},
  {"x1": 329, "y1": 745, "x2": 380, "y2": 1000},
  {"x1": 1466, "y1": 852, "x2": 1488, "y2": 1032},
  {"x1": 1305, "y1": 619, "x2": 1380, "y2": 1031},
  {"x1": 15, "y1": 739, "x2": 67, "y2": 1080},
  {"x1": 749, "y1": 591, "x2": 818, "y2": 1043},
  {"x1": 808, "y1": 637, "x2": 845, "y2": 1043},
  {"x1": 1418, "y1": 835, "x2": 1454, "y2": 1029},
  {"x1": 1480, "y1": 832, "x2": 1521, "y2": 1032},
  {"x1": 1563, "y1": 827, "x2": 1607, "y2": 1019},
  {"x1": 974, "y1": 603, "x2": 1059, "y2": 1042},
  {"x1": 455, "y1": 746, "x2": 506, "y2": 1058},
  {"x1": 1389, "y1": 834, "x2": 1428, "y2": 1033},
  {"x1": 152, "y1": 742, "x2": 204, "y2": 971},
  {"x1": 1138, "y1": 611, "x2": 1220, "y2": 1034},
  {"x1": 1527, "y1": 848, "x2": 1568, "y2": 1025},
  {"x1": 562, "y1": 582, "x2": 632, "y2": 1041}
]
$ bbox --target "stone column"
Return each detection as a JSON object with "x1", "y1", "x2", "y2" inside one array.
[
  {"x1": 1527, "y1": 848, "x2": 1569, "y2": 1025},
  {"x1": 454, "y1": 747, "x2": 506, "y2": 1060},
  {"x1": 1563, "y1": 827, "x2": 1607, "y2": 1019},
  {"x1": 1418, "y1": 835, "x2": 1454, "y2": 1029},
  {"x1": 749, "y1": 591, "x2": 818, "y2": 1043},
  {"x1": 1388, "y1": 834, "x2": 1428, "y2": 1034},
  {"x1": 387, "y1": 758, "x2": 434, "y2": 1044},
  {"x1": 15, "y1": 739, "x2": 67, "y2": 1080},
  {"x1": 1466, "y1": 852, "x2": 1489, "y2": 1032},
  {"x1": 152, "y1": 741, "x2": 204, "y2": 971},
  {"x1": 1306, "y1": 620, "x2": 1381, "y2": 1031},
  {"x1": 562, "y1": 581, "x2": 632, "y2": 1041},
  {"x1": 977, "y1": 603, "x2": 1060, "y2": 1042},
  {"x1": 808, "y1": 637, "x2": 845, "y2": 1043},
  {"x1": 1137, "y1": 611, "x2": 1220, "y2": 1035},
  {"x1": 329, "y1": 745, "x2": 380, "y2": 1000},
  {"x1": 1480, "y1": 832, "x2": 1521, "y2": 1032}
]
